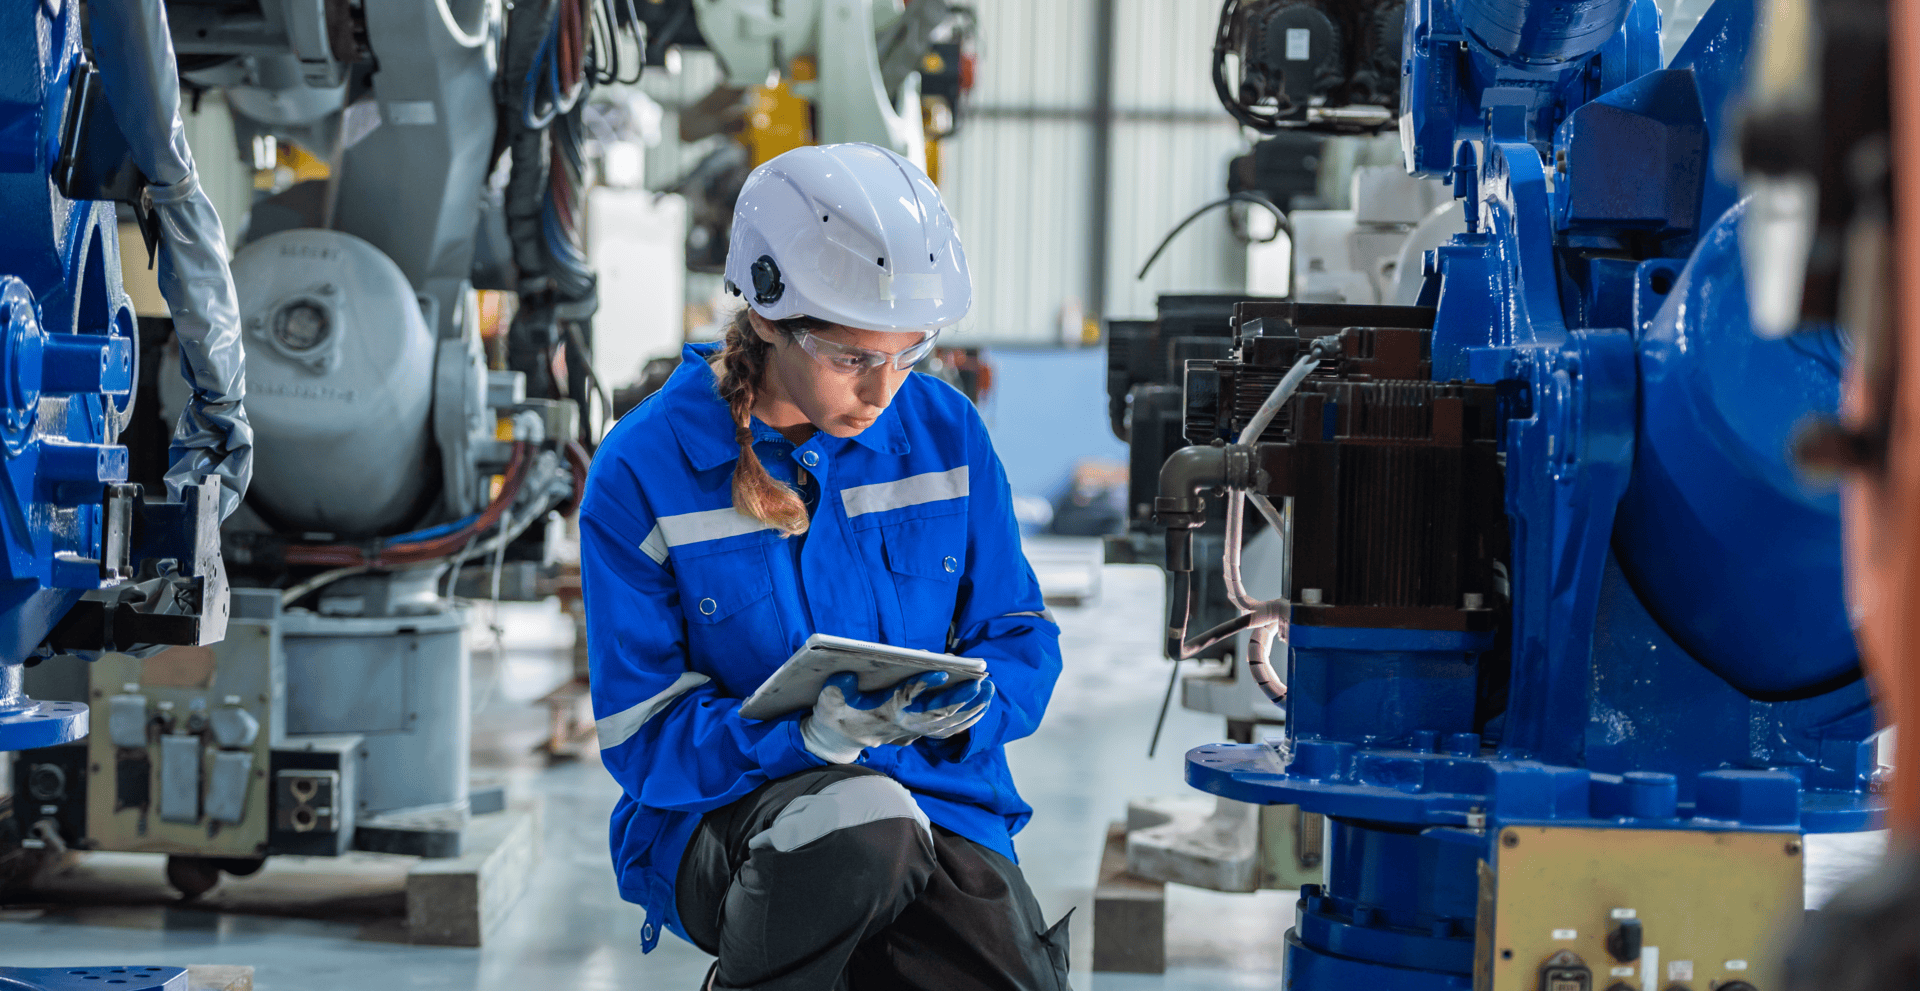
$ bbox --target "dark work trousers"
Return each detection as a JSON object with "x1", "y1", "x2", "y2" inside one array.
[{"x1": 677, "y1": 764, "x2": 1072, "y2": 991}]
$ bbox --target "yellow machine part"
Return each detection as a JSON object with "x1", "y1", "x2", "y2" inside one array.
[
  {"x1": 116, "y1": 222, "x2": 167, "y2": 319},
  {"x1": 1477, "y1": 825, "x2": 1803, "y2": 991},
  {"x1": 743, "y1": 80, "x2": 813, "y2": 168},
  {"x1": 280, "y1": 141, "x2": 330, "y2": 182}
]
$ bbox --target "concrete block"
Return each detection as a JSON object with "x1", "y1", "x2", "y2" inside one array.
[
  {"x1": 406, "y1": 802, "x2": 540, "y2": 946},
  {"x1": 1093, "y1": 821, "x2": 1165, "y2": 974},
  {"x1": 1126, "y1": 795, "x2": 1259, "y2": 893}
]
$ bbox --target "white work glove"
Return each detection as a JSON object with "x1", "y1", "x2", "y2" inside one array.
[{"x1": 799, "y1": 671, "x2": 997, "y2": 764}]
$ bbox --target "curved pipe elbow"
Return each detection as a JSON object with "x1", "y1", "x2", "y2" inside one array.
[{"x1": 1156, "y1": 445, "x2": 1228, "y2": 514}]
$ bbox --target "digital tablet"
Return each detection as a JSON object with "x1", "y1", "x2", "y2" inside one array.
[{"x1": 738, "y1": 633, "x2": 989, "y2": 721}]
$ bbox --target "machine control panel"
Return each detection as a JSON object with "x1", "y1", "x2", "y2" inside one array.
[{"x1": 1485, "y1": 827, "x2": 1798, "y2": 991}]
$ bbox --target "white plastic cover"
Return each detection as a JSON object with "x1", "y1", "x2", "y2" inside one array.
[
  {"x1": 725, "y1": 143, "x2": 971, "y2": 333},
  {"x1": 88, "y1": 0, "x2": 253, "y2": 518}
]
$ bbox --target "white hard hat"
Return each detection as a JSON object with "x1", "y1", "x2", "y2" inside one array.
[{"x1": 724, "y1": 143, "x2": 972, "y2": 333}]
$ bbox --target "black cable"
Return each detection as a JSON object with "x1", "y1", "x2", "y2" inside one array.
[
  {"x1": 1149, "y1": 656, "x2": 1182, "y2": 759},
  {"x1": 1149, "y1": 571, "x2": 1259, "y2": 756},
  {"x1": 1213, "y1": 0, "x2": 1290, "y2": 132},
  {"x1": 588, "y1": 0, "x2": 617, "y2": 85},
  {"x1": 1136, "y1": 192, "x2": 1289, "y2": 281},
  {"x1": 610, "y1": 0, "x2": 646, "y2": 84},
  {"x1": 565, "y1": 321, "x2": 613, "y2": 441},
  {"x1": 645, "y1": 2, "x2": 691, "y2": 65},
  {"x1": 1149, "y1": 570, "x2": 1194, "y2": 758}
]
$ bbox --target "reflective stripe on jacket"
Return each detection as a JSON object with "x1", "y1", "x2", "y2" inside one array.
[{"x1": 580, "y1": 342, "x2": 1063, "y2": 952}]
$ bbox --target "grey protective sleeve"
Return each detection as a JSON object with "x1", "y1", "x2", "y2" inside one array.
[{"x1": 88, "y1": 0, "x2": 254, "y2": 519}]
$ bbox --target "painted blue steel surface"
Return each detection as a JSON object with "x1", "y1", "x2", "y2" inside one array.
[
  {"x1": 1192, "y1": 0, "x2": 1878, "y2": 985},
  {"x1": 1455, "y1": 0, "x2": 1634, "y2": 64},
  {"x1": 0, "y1": 0, "x2": 143, "y2": 750},
  {"x1": 1616, "y1": 202, "x2": 1858, "y2": 697},
  {"x1": 0, "y1": 698, "x2": 88, "y2": 750},
  {"x1": 1284, "y1": 928, "x2": 1475, "y2": 991},
  {"x1": 1287, "y1": 626, "x2": 1495, "y2": 749},
  {"x1": 0, "y1": 967, "x2": 187, "y2": 991}
]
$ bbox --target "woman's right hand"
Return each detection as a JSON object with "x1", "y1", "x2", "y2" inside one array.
[{"x1": 799, "y1": 671, "x2": 990, "y2": 763}]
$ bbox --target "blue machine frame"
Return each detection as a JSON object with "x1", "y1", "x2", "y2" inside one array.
[
  {"x1": 0, "y1": 0, "x2": 143, "y2": 751},
  {"x1": 1185, "y1": 0, "x2": 1880, "y2": 987}
]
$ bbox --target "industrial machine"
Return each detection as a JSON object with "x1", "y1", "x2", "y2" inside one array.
[
  {"x1": 1137, "y1": 0, "x2": 1879, "y2": 987},
  {"x1": 0, "y1": 1, "x2": 245, "y2": 986},
  {"x1": 640, "y1": 0, "x2": 976, "y2": 270},
  {"x1": 11, "y1": 0, "x2": 599, "y2": 894}
]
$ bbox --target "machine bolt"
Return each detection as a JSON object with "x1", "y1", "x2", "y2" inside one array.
[
  {"x1": 1301, "y1": 588, "x2": 1324, "y2": 605},
  {"x1": 1786, "y1": 840, "x2": 1802, "y2": 856},
  {"x1": 1501, "y1": 831, "x2": 1519, "y2": 848}
]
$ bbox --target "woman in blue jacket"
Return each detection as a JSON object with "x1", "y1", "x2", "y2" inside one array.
[{"x1": 580, "y1": 142, "x2": 1069, "y2": 991}]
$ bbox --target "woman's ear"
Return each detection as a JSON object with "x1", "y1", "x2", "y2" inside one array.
[{"x1": 746, "y1": 310, "x2": 784, "y2": 347}]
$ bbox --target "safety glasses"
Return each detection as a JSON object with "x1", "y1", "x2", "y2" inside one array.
[{"x1": 795, "y1": 329, "x2": 940, "y2": 374}]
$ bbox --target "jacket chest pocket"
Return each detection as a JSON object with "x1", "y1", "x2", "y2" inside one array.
[
  {"x1": 877, "y1": 511, "x2": 966, "y2": 651},
  {"x1": 675, "y1": 540, "x2": 786, "y2": 691}
]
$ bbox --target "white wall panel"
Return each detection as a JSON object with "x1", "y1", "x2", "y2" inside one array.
[
  {"x1": 1104, "y1": 120, "x2": 1249, "y2": 320},
  {"x1": 1112, "y1": 0, "x2": 1231, "y2": 114},
  {"x1": 968, "y1": 0, "x2": 1099, "y2": 108},
  {"x1": 942, "y1": 117, "x2": 1095, "y2": 344}
]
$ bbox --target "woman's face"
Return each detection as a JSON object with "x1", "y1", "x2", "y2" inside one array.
[{"x1": 751, "y1": 313, "x2": 921, "y2": 438}]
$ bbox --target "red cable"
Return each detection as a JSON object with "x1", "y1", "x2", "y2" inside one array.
[
  {"x1": 285, "y1": 442, "x2": 532, "y2": 569},
  {"x1": 558, "y1": 439, "x2": 591, "y2": 518}
]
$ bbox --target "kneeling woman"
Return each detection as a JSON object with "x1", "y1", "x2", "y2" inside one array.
[{"x1": 581, "y1": 143, "x2": 1069, "y2": 990}]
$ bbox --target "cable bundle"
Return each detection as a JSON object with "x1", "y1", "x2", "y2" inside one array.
[{"x1": 284, "y1": 442, "x2": 533, "y2": 570}]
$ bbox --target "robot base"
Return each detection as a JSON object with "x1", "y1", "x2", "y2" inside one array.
[
  {"x1": 1284, "y1": 928, "x2": 1472, "y2": 991},
  {"x1": 0, "y1": 666, "x2": 87, "y2": 751}
]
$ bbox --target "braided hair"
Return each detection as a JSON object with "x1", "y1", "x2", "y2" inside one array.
[{"x1": 711, "y1": 308, "x2": 828, "y2": 536}]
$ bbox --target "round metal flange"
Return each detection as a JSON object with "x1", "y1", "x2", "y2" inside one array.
[
  {"x1": 0, "y1": 276, "x2": 45, "y2": 455},
  {"x1": 0, "y1": 697, "x2": 89, "y2": 750}
]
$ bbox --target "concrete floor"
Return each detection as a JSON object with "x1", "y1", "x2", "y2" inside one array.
[{"x1": 0, "y1": 546, "x2": 1889, "y2": 988}]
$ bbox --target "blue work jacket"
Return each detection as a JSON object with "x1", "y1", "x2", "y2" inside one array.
[{"x1": 580, "y1": 342, "x2": 1063, "y2": 952}]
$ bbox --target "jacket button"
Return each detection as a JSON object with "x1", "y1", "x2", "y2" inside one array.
[
  {"x1": 943, "y1": 556, "x2": 957, "y2": 573},
  {"x1": 801, "y1": 450, "x2": 820, "y2": 467},
  {"x1": 698, "y1": 598, "x2": 717, "y2": 616}
]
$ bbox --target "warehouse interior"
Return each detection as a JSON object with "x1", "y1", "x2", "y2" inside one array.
[{"x1": 0, "y1": 0, "x2": 1914, "y2": 988}]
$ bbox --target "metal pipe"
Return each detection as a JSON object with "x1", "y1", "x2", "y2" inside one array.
[{"x1": 1156, "y1": 444, "x2": 1230, "y2": 518}]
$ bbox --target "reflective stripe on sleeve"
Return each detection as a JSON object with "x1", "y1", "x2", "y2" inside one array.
[
  {"x1": 1002, "y1": 609, "x2": 1057, "y2": 623},
  {"x1": 596, "y1": 671, "x2": 711, "y2": 749},
  {"x1": 639, "y1": 525, "x2": 669, "y2": 565},
  {"x1": 842, "y1": 466, "x2": 970, "y2": 518}
]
